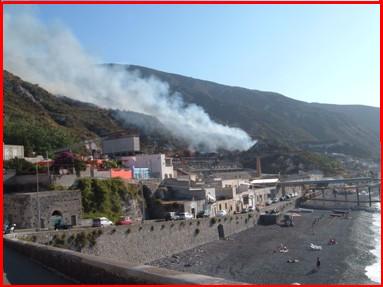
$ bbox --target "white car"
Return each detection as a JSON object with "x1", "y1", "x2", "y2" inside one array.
[
  {"x1": 216, "y1": 210, "x2": 227, "y2": 217},
  {"x1": 176, "y1": 212, "x2": 193, "y2": 220},
  {"x1": 93, "y1": 217, "x2": 114, "y2": 227},
  {"x1": 266, "y1": 199, "x2": 273, "y2": 206}
]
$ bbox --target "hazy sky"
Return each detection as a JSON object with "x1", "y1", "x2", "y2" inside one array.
[{"x1": 5, "y1": 4, "x2": 380, "y2": 107}]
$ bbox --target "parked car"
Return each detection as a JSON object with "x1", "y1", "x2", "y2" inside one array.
[
  {"x1": 266, "y1": 199, "x2": 273, "y2": 206},
  {"x1": 270, "y1": 208, "x2": 279, "y2": 214},
  {"x1": 165, "y1": 212, "x2": 180, "y2": 221},
  {"x1": 272, "y1": 198, "x2": 279, "y2": 203},
  {"x1": 92, "y1": 217, "x2": 113, "y2": 227},
  {"x1": 176, "y1": 212, "x2": 193, "y2": 220},
  {"x1": 116, "y1": 217, "x2": 133, "y2": 225},
  {"x1": 196, "y1": 210, "x2": 210, "y2": 218},
  {"x1": 216, "y1": 210, "x2": 227, "y2": 217},
  {"x1": 4, "y1": 223, "x2": 16, "y2": 234}
]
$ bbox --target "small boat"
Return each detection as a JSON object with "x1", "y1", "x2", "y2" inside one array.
[
  {"x1": 332, "y1": 209, "x2": 350, "y2": 214},
  {"x1": 309, "y1": 243, "x2": 322, "y2": 251},
  {"x1": 330, "y1": 213, "x2": 343, "y2": 217},
  {"x1": 298, "y1": 208, "x2": 314, "y2": 213}
]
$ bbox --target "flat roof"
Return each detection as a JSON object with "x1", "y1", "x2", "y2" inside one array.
[{"x1": 251, "y1": 178, "x2": 279, "y2": 184}]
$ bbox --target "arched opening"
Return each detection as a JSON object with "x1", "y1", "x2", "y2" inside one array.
[
  {"x1": 217, "y1": 224, "x2": 225, "y2": 239},
  {"x1": 50, "y1": 210, "x2": 63, "y2": 228}
]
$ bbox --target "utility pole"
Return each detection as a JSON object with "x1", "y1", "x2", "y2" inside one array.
[
  {"x1": 36, "y1": 163, "x2": 41, "y2": 230},
  {"x1": 140, "y1": 181, "x2": 145, "y2": 223},
  {"x1": 46, "y1": 151, "x2": 51, "y2": 184}
]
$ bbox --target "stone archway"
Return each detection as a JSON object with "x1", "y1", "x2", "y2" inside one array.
[{"x1": 50, "y1": 210, "x2": 63, "y2": 228}]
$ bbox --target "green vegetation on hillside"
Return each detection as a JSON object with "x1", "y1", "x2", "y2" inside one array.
[
  {"x1": 3, "y1": 158, "x2": 48, "y2": 174},
  {"x1": 76, "y1": 178, "x2": 140, "y2": 222},
  {"x1": 4, "y1": 71, "x2": 123, "y2": 156}
]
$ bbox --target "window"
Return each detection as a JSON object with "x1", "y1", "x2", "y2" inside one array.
[
  {"x1": 225, "y1": 203, "x2": 228, "y2": 209},
  {"x1": 219, "y1": 204, "x2": 222, "y2": 210}
]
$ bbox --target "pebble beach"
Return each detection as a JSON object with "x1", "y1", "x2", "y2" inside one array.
[{"x1": 150, "y1": 209, "x2": 379, "y2": 284}]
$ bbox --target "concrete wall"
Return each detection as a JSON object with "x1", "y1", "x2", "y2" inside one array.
[
  {"x1": 4, "y1": 237, "x2": 240, "y2": 284},
  {"x1": 19, "y1": 213, "x2": 259, "y2": 265},
  {"x1": 4, "y1": 190, "x2": 82, "y2": 229},
  {"x1": 52, "y1": 174, "x2": 77, "y2": 188}
]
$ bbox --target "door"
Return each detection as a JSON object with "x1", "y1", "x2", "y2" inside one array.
[
  {"x1": 71, "y1": 215, "x2": 77, "y2": 226},
  {"x1": 218, "y1": 224, "x2": 225, "y2": 239}
]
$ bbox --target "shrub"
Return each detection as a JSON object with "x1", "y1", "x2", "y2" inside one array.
[
  {"x1": 210, "y1": 218, "x2": 217, "y2": 225},
  {"x1": 67, "y1": 234, "x2": 75, "y2": 243},
  {"x1": 74, "y1": 232, "x2": 87, "y2": 250}
]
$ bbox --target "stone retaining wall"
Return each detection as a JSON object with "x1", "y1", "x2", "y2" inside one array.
[
  {"x1": 16, "y1": 201, "x2": 296, "y2": 266},
  {"x1": 4, "y1": 237, "x2": 242, "y2": 284},
  {"x1": 18, "y1": 213, "x2": 258, "y2": 265}
]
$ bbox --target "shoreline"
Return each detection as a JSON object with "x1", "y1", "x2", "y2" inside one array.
[
  {"x1": 364, "y1": 203, "x2": 381, "y2": 284},
  {"x1": 150, "y1": 209, "x2": 379, "y2": 284}
]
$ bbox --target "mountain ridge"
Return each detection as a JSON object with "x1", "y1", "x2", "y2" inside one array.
[
  {"x1": 122, "y1": 64, "x2": 379, "y2": 159},
  {"x1": 4, "y1": 66, "x2": 379, "y2": 169}
]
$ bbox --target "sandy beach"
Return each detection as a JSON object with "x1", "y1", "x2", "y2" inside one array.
[{"x1": 150, "y1": 209, "x2": 378, "y2": 284}]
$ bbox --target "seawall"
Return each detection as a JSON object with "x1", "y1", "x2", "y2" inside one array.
[
  {"x1": 4, "y1": 237, "x2": 242, "y2": 284},
  {"x1": 17, "y1": 212, "x2": 259, "y2": 265}
]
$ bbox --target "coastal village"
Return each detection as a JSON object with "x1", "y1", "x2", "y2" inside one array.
[{"x1": 4, "y1": 134, "x2": 309, "y2": 230}]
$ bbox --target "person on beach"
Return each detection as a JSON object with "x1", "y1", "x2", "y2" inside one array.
[{"x1": 316, "y1": 257, "x2": 321, "y2": 269}]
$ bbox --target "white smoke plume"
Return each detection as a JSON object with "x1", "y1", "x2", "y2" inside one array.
[{"x1": 4, "y1": 10, "x2": 256, "y2": 152}]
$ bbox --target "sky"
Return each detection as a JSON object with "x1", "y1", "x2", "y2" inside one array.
[{"x1": 4, "y1": 4, "x2": 380, "y2": 107}]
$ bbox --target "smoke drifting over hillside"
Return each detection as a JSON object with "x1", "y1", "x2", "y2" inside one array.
[{"x1": 4, "y1": 10, "x2": 256, "y2": 152}]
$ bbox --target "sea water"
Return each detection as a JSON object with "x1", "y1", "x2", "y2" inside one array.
[{"x1": 365, "y1": 203, "x2": 381, "y2": 283}]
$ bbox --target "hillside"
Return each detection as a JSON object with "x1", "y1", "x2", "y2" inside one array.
[
  {"x1": 4, "y1": 71, "x2": 123, "y2": 155},
  {"x1": 4, "y1": 69, "x2": 379, "y2": 175},
  {"x1": 117, "y1": 64, "x2": 379, "y2": 160},
  {"x1": 4, "y1": 71, "x2": 185, "y2": 156}
]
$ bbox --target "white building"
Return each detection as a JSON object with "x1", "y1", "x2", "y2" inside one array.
[
  {"x1": 249, "y1": 178, "x2": 279, "y2": 207},
  {"x1": 3, "y1": 144, "x2": 24, "y2": 161},
  {"x1": 120, "y1": 154, "x2": 174, "y2": 180}
]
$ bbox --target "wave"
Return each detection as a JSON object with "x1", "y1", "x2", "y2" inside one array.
[{"x1": 365, "y1": 203, "x2": 381, "y2": 283}]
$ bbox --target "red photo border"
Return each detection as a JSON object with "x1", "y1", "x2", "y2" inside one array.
[{"x1": 0, "y1": 1, "x2": 381, "y2": 287}]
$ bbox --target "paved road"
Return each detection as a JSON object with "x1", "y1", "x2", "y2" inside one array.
[{"x1": 3, "y1": 244, "x2": 74, "y2": 284}]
